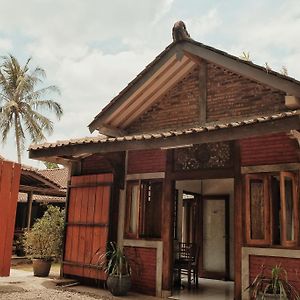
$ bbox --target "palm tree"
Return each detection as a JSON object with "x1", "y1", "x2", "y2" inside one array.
[{"x1": 0, "y1": 54, "x2": 63, "y2": 163}]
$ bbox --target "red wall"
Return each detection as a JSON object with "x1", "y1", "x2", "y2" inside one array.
[
  {"x1": 249, "y1": 255, "x2": 300, "y2": 293},
  {"x1": 81, "y1": 154, "x2": 113, "y2": 175},
  {"x1": 0, "y1": 161, "x2": 21, "y2": 276},
  {"x1": 127, "y1": 149, "x2": 166, "y2": 174},
  {"x1": 240, "y1": 133, "x2": 299, "y2": 166},
  {"x1": 206, "y1": 63, "x2": 286, "y2": 122},
  {"x1": 124, "y1": 246, "x2": 157, "y2": 296}
]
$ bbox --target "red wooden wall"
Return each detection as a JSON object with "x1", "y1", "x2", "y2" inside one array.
[
  {"x1": 127, "y1": 149, "x2": 166, "y2": 174},
  {"x1": 240, "y1": 133, "x2": 299, "y2": 166},
  {"x1": 124, "y1": 246, "x2": 157, "y2": 296},
  {"x1": 63, "y1": 173, "x2": 113, "y2": 280},
  {"x1": 0, "y1": 160, "x2": 21, "y2": 276},
  {"x1": 249, "y1": 255, "x2": 300, "y2": 293}
]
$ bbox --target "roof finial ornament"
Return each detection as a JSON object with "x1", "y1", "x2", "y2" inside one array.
[{"x1": 172, "y1": 21, "x2": 192, "y2": 42}]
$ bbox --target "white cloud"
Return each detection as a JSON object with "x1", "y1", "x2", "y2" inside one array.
[
  {"x1": 0, "y1": 0, "x2": 174, "y2": 165},
  {"x1": 0, "y1": 0, "x2": 299, "y2": 166},
  {"x1": 186, "y1": 9, "x2": 222, "y2": 39},
  {"x1": 0, "y1": 38, "x2": 12, "y2": 51},
  {"x1": 219, "y1": 1, "x2": 300, "y2": 78}
]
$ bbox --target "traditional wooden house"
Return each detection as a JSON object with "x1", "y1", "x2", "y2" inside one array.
[{"x1": 29, "y1": 22, "x2": 300, "y2": 299}]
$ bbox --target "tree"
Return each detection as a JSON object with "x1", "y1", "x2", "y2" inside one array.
[{"x1": 0, "y1": 55, "x2": 63, "y2": 163}]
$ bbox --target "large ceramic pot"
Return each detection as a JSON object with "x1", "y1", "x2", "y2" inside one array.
[
  {"x1": 32, "y1": 259, "x2": 52, "y2": 277},
  {"x1": 107, "y1": 274, "x2": 131, "y2": 296}
]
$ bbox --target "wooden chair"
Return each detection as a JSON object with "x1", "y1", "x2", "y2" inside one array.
[{"x1": 174, "y1": 242, "x2": 199, "y2": 289}]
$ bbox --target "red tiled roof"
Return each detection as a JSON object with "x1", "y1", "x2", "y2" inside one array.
[
  {"x1": 18, "y1": 192, "x2": 65, "y2": 203},
  {"x1": 21, "y1": 164, "x2": 62, "y2": 189},
  {"x1": 30, "y1": 110, "x2": 300, "y2": 151},
  {"x1": 38, "y1": 168, "x2": 68, "y2": 189}
]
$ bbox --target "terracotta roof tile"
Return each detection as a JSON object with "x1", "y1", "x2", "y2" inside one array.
[
  {"x1": 18, "y1": 192, "x2": 65, "y2": 203},
  {"x1": 38, "y1": 168, "x2": 68, "y2": 189},
  {"x1": 29, "y1": 110, "x2": 300, "y2": 152}
]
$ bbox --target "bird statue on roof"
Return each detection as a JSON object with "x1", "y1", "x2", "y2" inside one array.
[{"x1": 172, "y1": 21, "x2": 192, "y2": 42}]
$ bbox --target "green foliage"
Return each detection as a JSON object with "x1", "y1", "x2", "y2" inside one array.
[
  {"x1": 0, "y1": 54, "x2": 63, "y2": 163},
  {"x1": 94, "y1": 242, "x2": 131, "y2": 278},
  {"x1": 44, "y1": 161, "x2": 59, "y2": 169},
  {"x1": 23, "y1": 205, "x2": 65, "y2": 260},
  {"x1": 246, "y1": 265, "x2": 300, "y2": 299}
]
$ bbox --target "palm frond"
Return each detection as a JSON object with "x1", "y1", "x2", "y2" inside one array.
[
  {"x1": 0, "y1": 54, "x2": 62, "y2": 162},
  {"x1": 20, "y1": 105, "x2": 54, "y2": 141},
  {"x1": 30, "y1": 99, "x2": 63, "y2": 119}
]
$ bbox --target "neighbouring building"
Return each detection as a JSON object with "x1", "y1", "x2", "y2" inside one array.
[
  {"x1": 15, "y1": 166, "x2": 67, "y2": 234},
  {"x1": 29, "y1": 22, "x2": 300, "y2": 299},
  {"x1": 0, "y1": 156, "x2": 67, "y2": 246}
]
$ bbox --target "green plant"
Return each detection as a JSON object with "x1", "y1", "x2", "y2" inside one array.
[
  {"x1": 23, "y1": 205, "x2": 65, "y2": 260},
  {"x1": 246, "y1": 265, "x2": 300, "y2": 299},
  {"x1": 44, "y1": 161, "x2": 59, "y2": 169},
  {"x1": 15, "y1": 235, "x2": 25, "y2": 256},
  {"x1": 95, "y1": 242, "x2": 131, "y2": 278}
]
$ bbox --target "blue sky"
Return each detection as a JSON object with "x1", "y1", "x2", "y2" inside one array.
[{"x1": 0, "y1": 0, "x2": 299, "y2": 166}]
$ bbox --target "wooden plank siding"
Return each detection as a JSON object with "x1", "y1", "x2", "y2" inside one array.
[
  {"x1": 0, "y1": 160, "x2": 21, "y2": 276},
  {"x1": 63, "y1": 173, "x2": 113, "y2": 280}
]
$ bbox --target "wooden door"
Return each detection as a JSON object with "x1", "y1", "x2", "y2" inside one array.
[
  {"x1": 200, "y1": 195, "x2": 230, "y2": 280},
  {"x1": 63, "y1": 173, "x2": 113, "y2": 280}
]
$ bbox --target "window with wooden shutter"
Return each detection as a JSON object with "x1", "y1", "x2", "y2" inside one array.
[
  {"x1": 245, "y1": 174, "x2": 270, "y2": 245},
  {"x1": 124, "y1": 180, "x2": 162, "y2": 239},
  {"x1": 280, "y1": 171, "x2": 298, "y2": 247},
  {"x1": 245, "y1": 171, "x2": 299, "y2": 248},
  {"x1": 124, "y1": 181, "x2": 140, "y2": 239}
]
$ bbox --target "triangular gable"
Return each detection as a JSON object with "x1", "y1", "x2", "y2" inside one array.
[{"x1": 89, "y1": 39, "x2": 300, "y2": 136}]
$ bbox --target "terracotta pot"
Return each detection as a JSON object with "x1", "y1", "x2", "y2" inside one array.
[
  {"x1": 107, "y1": 274, "x2": 131, "y2": 296},
  {"x1": 32, "y1": 259, "x2": 52, "y2": 277}
]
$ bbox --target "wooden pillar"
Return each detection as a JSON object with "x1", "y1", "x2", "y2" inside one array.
[
  {"x1": 26, "y1": 191, "x2": 33, "y2": 230},
  {"x1": 234, "y1": 141, "x2": 243, "y2": 300},
  {"x1": 60, "y1": 160, "x2": 81, "y2": 277},
  {"x1": 162, "y1": 150, "x2": 174, "y2": 296},
  {"x1": 198, "y1": 60, "x2": 207, "y2": 124}
]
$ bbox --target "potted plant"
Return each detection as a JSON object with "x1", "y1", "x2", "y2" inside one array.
[
  {"x1": 23, "y1": 205, "x2": 64, "y2": 277},
  {"x1": 95, "y1": 242, "x2": 131, "y2": 296},
  {"x1": 246, "y1": 265, "x2": 300, "y2": 299}
]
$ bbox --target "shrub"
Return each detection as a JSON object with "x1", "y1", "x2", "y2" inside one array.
[{"x1": 23, "y1": 205, "x2": 65, "y2": 260}]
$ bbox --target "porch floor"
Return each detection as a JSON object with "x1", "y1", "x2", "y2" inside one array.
[{"x1": 170, "y1": 278, "x2": 234, "y2": 300}]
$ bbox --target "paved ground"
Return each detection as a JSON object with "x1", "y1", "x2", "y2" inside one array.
[
  {"x1": 0, "y1": 268, "x2": 158, "y2": 300},
  {"x1": 0, "y1": 266, "x2": 234, "y2": 299}
]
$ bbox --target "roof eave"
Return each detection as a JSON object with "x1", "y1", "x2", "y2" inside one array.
[{"x1": 29, "y1": 112, "x2": 300, "y2": 162}]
